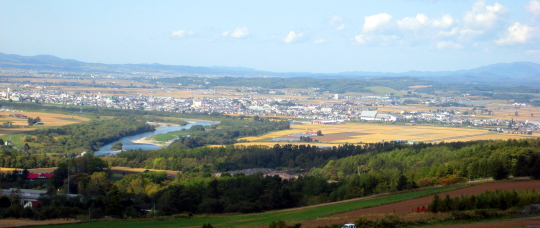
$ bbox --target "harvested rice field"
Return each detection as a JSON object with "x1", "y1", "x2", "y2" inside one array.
[
  {"x1": 237, "y1": 122, "x2": 536, "y2": 146},
  {"x1": 0, "y1": 112, "x2": 90, "y2": 136}
]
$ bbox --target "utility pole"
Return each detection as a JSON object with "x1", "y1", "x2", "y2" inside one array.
[{"x1": 67, "y1": 154, "x2": 73, "y2": 201}]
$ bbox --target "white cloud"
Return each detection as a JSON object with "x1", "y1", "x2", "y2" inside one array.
[
  {"x1": 283, "y1": 31, "x2": 304, "y2": 43},
  {"x1": 526, "y1": 49, "x2": 540, "y2": 54},
  {"x1": 353, "y1": 34, "x2": 369, "y2": 45},
  {"x1": 463, "y1": 0, "x2": 507, "y2": 29},
  {"x1": 437, "y1": 27, "x2": 459, "y2": 37},
  {"x1": 171, "y1": 30, "x2": 194, "y2": 38},
  {"x1": 330, "y1": 16, "x2": 342, "y2": 25},
  {"x1": 231, "y1": 27, "x2": 250, "y2": 38},
  {"x1": 527, "y1": 1, "x2": 540, "y2": 17},
  {"x1": 363, "y1": 13, "x2": 392, "y2": 32},
  {"x1": 436, "y1": 27, "x2": 483, "y2": 41},
  {"x1": 313, "y1": 38, "x2": 327, "y2": 44},
  {"x1": 496, "y1": 22, "x2": 536, "y2": 45},
  {"x1": 222, "y1": 27, "x2": 250, "y2": 38},
  {"x1": 353, "y1": 34, "x2": 397, "y2": 46},
  {"x1": 335, "y1": 24, "x2": 345, "y2": 31},
  {"x1": 432, "y1": 14, "x2": 455, "y2": 28},
  {"x1": 436, "y1": 41, "x2": 464, "y2": 49},
  {"x1": 459, "y1": 29, "x2": 484, "y2": 41},
  {"x1": 398, "y1": 13, "x2": 429, "y2": 30}
]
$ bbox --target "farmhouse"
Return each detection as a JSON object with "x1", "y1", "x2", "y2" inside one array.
[
  {"x1": 360, "y1": 111, "x2": 399, "y2": 122},
  {"x1": 2, "y1": 188, "x2": 48, "y2": 206},
  {"x1": 24, "y1": 201, "x2": 43, "y2": 208},
  {"x1": 27, "y1": 173, "x2": 54, "y2": 180},
  {"x1": 360, "y1": 111, "x2": 378, "y2": 121}
]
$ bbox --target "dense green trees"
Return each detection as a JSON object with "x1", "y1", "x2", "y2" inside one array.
[
  {"x1": 169, "y1": 117, "x2": 289, "y2": 148},
  {"x1": 28, "y1": 117, "x2": 155, "y2": 152},
  {"x1": 429, "y1": 189, "x2": 540, "y2": 212},
  {"x1": 111, "y1": 142, "x2": 123, "y2": 150},
  {"x1": 315, "y1": 138, "x2": 540, "y2": 182},
  {"x1": 105, "y1": 142, "x2": 396, "y2": 172}
]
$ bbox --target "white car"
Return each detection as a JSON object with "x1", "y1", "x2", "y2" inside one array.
[{"x1": 341, "y1": 224, "x2": 356, "y2": 228}]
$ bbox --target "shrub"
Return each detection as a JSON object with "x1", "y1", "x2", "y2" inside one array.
[
  {"x1": 439, "y1": 177, "x2": 467, "y2": 186},
  {"x1": 416, "y1": 177, "x2": 436, "y2": 187}
]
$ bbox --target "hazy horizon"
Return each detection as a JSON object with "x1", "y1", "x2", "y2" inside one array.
[{"x1": 1, "y1": 0, "x2": 539, "y2": 73}]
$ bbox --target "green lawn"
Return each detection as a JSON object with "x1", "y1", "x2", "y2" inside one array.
[
  {"x1": 365, "y1": 86, "x2": 406, "y2": 96},
  {"x1": 38, "y1": 186, "x2": 459, "y2": 228},
  {"x1": 150, "y1": 130, "x2": 195, "y2": 142}
]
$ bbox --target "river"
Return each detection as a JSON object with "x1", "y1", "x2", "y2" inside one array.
[{"x1": 94, "y1": 120, "x2": 217, "y2": 156}]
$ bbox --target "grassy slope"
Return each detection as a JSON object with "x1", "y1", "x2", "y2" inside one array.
[
  {"x1": 38, "y1": 186, "x2": 458, "y2": 228},
  {"x1": 365, "y1": 86, "x2": 406, "y2": 96}
]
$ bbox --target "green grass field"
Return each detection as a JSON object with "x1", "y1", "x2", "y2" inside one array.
[
  {"x1": 365, "y1": 86, "x2": 406, "y2": 96},
  {"x1": 150, "y1": 130, "x2": 194, "y2": 142},
  {"x1": 37, "y1": 186, "x2": 458, "y2": 228}
]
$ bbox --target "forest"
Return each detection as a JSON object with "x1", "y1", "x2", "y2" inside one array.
[
  {"x1": 0, "y1": 136, "x2": 539, "y2": 220},
  {"x1": 26, "y1": 117, "x2": 155, "y2": 153}
]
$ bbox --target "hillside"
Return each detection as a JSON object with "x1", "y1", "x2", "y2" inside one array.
[{"x1": 1, "y1": 52, "x2": 539, "y2": 86}]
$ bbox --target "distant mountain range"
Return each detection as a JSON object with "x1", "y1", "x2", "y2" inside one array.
[{"x1": 1, "y1": 52, "x2": 539, "y2": 87}]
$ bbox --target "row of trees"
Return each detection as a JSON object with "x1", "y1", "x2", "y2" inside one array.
[
  {"x1": 104, "y1": 142, "x2": 403, "y2": 172},
  {"x1": 429, "y1": 189, "x2": 540, "y2": 212}
]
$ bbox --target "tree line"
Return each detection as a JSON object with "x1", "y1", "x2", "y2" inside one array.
[{"x1": 428, "y1": 189, "x2": 540, "y2": 212}]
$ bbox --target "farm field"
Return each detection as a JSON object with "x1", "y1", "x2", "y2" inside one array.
[
  {"x1": 30, "y1": 186, "x2": 460, "y2": 228},
  {"x1": 300, "y1": 179, "x2": 540, "y2": 227},
  {"x1": 0, "y1": 167, "x2": 56, "y2": 174},
  {"x1": 420, "y1": 216, "x2": 540, "y2": 228},
  {"x1": 0, "y1": 111, "x2": 89, "y2": 129},
  {"x1": 0, "y1": 218, "x2": 79, "y2": 227},
  {"x1": 376, "y1": 103, "x2": 540, "y2": 122},
  {"x1": 365, "y1": 86, "x2": 406, "y2": 96},
  {"x1": 27, "y1": 180, "x2": 540, "y2": 228},
  {"x1": 237, "y1": 122, "x2": 535, "y2": 146}
]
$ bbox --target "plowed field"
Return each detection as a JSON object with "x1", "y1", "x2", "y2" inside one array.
[{"x1": 300, "y1": 180, "x2": 540, "y2": 227}]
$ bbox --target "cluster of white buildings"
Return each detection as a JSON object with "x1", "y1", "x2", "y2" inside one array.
[{"x1": 1, "y1": 87, "x2": 539, "y2": 133}]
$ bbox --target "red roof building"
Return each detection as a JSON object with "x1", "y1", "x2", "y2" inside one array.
[{"x1": 27, "y1": 173, "x2": 54, "y2": 179}]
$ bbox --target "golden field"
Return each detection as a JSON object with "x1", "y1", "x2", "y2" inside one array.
[
  {"x1": 237, "y1": 122, "x2": 536, "y2": 146},
  {"x1": 377, "y1": 102, "x2": 540, "y2": 122},
  {"x1": 0, "y1": 112, "x2": 90, "y2": 136},
  {"x1": 0, "y1": 167, "x2": 56, "y2": 174}
]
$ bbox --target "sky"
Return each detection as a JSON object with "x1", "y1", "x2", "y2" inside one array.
[{"x1": 0, "y1": 0, "x2": 539, "y2": 73}]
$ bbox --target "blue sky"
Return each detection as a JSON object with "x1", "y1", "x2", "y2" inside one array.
[{"x1": 1, "y1": 0, "x2": 539, "y2": 73}]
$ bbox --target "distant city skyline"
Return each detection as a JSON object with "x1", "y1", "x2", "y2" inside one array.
[{"x1": 1, "y1": 0, "x2": 539, "y2": 73}]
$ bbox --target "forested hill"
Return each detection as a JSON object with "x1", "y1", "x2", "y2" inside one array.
[
  {"x1": 2, "y1": 52, "x2": 539, "y2": 86},
  {"x1": 104, "y1": 138, "x2": 540, "y2": 185},
  {"x1": 312, "y1": 138, "x2": 540, "y2": 183}
]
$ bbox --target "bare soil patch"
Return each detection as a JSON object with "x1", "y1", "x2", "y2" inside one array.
[
  {"x1": 325, "y1": 132, "x2": 370, "y2": 137},
  {"x1": 311, "y1": 136, "x2": 351, "y2": 141},
  {"x1": 409, "y1": 85, "x2": 432, "y2": 89},
  {"x1": 0, "y1": 218, "x2": 79, "y2": 227},
  {"x1": 422, "y1": 216, "x2": 540, "y2": 228},
  {"x1": 300, "y1": 180, "x2": 540, "y2": 227}
]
